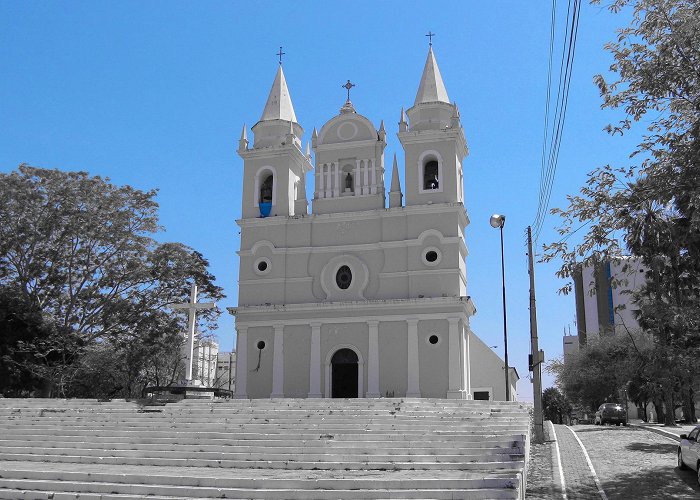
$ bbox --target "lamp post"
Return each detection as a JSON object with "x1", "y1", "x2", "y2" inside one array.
[{"x1": 490, "y1": 214, "x2": 510, "y2": 402}]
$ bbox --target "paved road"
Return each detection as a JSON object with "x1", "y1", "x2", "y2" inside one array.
[
  {"x1": 575, "y1": 424, "x2": 700, "y2": 499},
  {"x1": 529, "y1": 423, "x2": 700, "y2": 499}
]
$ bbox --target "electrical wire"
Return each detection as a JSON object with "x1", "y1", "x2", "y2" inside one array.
[{"x1": 533, "y1": 0, "x2": 582, "y2": 243}]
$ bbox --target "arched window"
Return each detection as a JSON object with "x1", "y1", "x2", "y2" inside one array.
[
  {"x1": 260, "y1": 174, "x2": 273, "y2": 203},
  {"x1": 423, "y1": 160, "x2": 439, "y2": 190}
]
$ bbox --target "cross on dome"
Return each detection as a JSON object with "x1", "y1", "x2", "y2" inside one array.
[{"x1": 342, "y1": 80, "x2": 355, "y2": 102}]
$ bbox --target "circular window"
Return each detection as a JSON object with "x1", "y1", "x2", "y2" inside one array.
[
  {"x1": 422, "y1": 247, "x2": 442, "y2": 266},
  {"x1": 335, "y1": 265, "x2": 353, "y2": 290},
  {"x1": 254, "y1": 257, "x2": 271, "y2": 276},
  {"x1": 256, "y1": 340, "x2": 266, "y2": 350},
  {"x1": 428, "y1": 334, "x2": 439, "y2": 345}
]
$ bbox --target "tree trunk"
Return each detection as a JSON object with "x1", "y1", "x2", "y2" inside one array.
[
  {"x1": 663, "y1": 390, "x2": 677, "y2": 426},
  {"x1": 688, "y1": 385, "x2": 697, "y2": 424},
  {"x1": 35, "y1": 378, "x2": 53, "y2": 398},
  {"x1": 652, "y1": 399, "x2": 664, "y2": 423}
]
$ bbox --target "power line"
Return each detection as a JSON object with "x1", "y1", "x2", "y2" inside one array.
[{"x1": 533, "y1": 0, "x2": 582, "y2": 243}]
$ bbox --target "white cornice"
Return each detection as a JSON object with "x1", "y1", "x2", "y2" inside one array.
[
  {"x1": 236, "y1": 202, "x2": 469, "y2": 228},
  {"x1": 232, "y1": 296, "x2": 476, "y2": 326},
  {"x1": 238, "y1": 142, "x2": 313, "y2": 175},
  {"x1": 397, "y1": 128, "x2": 468, "y2": 158},
  {"x1": 314, "y1": 138, "x2": 383, "y2": 153},
  {"x1": 238, "y1": 276, "x2": 313, "y2": 286},
  {"x1": 237, "y1": 235, "x2": 464, "y2": 256}
]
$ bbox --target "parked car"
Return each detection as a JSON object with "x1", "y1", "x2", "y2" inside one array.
[
  {"x1": 594, "y1": 403, "x2": 628, "y2": 426},
  {"x1": 677, "y1": 425, "x2": 700, "y2": 486}
]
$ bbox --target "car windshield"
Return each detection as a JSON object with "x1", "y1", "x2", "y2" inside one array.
[{"x1": 604, "y1": 404, "x2": 622, "y2": 410}]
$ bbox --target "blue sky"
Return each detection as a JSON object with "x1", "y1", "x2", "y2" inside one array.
[{"x1": 0, "y1": 2, "x2": 640, "y2": 401}]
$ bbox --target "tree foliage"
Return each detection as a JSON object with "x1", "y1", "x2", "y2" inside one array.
[
  {"x1": 542, "y1": 387, "x2": 572, "y2": 424},
  {"x1": 0, "y1": 165, "x2": 224, "y2": 396},
  {"x1": 544, "y1": 0, "x2": 700, "y2": 425}
]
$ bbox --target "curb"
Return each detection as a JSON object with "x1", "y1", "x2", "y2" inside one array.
[{"x1": 628, "y1": 423, "x2": 681, "y2": 442}]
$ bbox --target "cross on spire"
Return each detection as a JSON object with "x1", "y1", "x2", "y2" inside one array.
[
  {"x1": 342, "y1": 79, "x2": 355, "y2": 102},
  {"x1": 277, "y1": 46, "x2": 285, "y2": 65},
  {"x1": 426, "y1": 31, "x2": 435, "y2": 46}
]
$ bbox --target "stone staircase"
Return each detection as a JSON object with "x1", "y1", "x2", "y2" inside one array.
[{"x1": 0, "y1": 398, "x2": 531, "y2": 499}]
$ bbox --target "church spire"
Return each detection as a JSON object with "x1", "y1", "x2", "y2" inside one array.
[
  {"x1": 238, "y1": 124, "x2": 248, "y2": 151},
  {"x1": 389, "y1": 154, "x2": 403, "y2": 208},
  {"x1": 414, "y1": 47, "x2": 450, "y2": 106},
  {"x1": 260, "y1": 65, "x2": 298, "y2": 123}
]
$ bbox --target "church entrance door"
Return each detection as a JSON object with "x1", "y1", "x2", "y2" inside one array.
[{"x1": 331, "y1": 348, "x2": 359, "y2": 398}]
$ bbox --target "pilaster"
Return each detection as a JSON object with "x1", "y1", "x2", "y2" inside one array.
[
  {"x1": 366, "y1": 320, "x2": 380, "y2": 398},
  {"x1": 447, "y1": 317, "x2": 466, "y2": 399},
  {"x1": 234, "y1": 326, "x2": 248, "y2": 399},
  {"x1": 406, "y1": 318, "x2": 421, "y2": 397},
  {"x1": 271, "y1": 323, "x2": 284, "y2": 398},
  {"x1": 308, "y1": 322, "x2": 322, "y2": 398}
]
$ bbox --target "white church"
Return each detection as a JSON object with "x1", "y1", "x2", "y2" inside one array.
[{"x1": 230, "y1": 46, "x2": 518, "y2": 401}]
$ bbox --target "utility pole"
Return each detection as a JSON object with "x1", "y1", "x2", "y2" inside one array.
[{"x1": 527, "y1": 226, "x2": 545, "y2": 444}]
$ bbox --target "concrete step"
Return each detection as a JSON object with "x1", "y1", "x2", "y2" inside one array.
[
  {"x1": 0, "y1": 453, "x2": 525, "y2": 470},
  {"x1": 0, "y1": 468, "x2": 522, "y2": 499},
  {"x1": 0, "y1": 439, "x2": 524, "y2": 454},
  {"x1": 0, "y1": 446, "x2": 524, "y2": 463},
  {"x1": 0, "y1": 398, "x2": 530, "y2": 499},
  {"x1": 0, "y1": 485, "x2": 520, "y2": 500},
  {"x1": 0, "y1": 425, "x2": 527, "y2": 441},
  {"x1": 0, "y1": 411, "x2": 529, "y2": 425}
]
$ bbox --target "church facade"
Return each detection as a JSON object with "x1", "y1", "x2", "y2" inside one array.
[{"x1": 230, "y1": 47, "x2": 517, "y2": 401}]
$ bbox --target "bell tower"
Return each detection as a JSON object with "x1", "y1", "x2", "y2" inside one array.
[
  {"x1": 398, "y1": 46, "x2": 468, "y2": 207},
  {"x1": 238, "y1": 64, "x2": 312, "y2": 219}
]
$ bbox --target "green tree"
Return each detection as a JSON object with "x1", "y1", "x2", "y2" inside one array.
[
  {"x1": 547, "y1": 331, "x2": 652, "y2": 412},
  {"x1": 542, "y1": 387, "x2": 572, "y2": 424},
  {"x1": 0, "y1": 165, "x2": 224, "y2": 396},
  {"x1": 544, "y1": 0, "x2": 700, "y2": 426}
]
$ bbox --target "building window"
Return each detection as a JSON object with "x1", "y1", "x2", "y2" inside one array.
[
  {"x1": 423, "y1": 160, "x2": 439, "y2": 190},
  {"x1": 474, "y1": 391, "x2": 490, "y2": 401},
  {"x1": 336, "y1": 265, "x2": 352, "y2": 289}
]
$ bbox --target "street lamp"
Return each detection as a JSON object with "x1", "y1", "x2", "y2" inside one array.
[{"x1": 490, "y1": 214, "x2": 510, "y2": 402}]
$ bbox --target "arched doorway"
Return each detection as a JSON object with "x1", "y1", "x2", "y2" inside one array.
[{"x1": 331, "y1": 348, "x2": 359, "y2": 398}]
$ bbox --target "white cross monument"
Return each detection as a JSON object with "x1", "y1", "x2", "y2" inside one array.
[{"x1": 171, "y1": 283, "x2": 217, "y2": 384}]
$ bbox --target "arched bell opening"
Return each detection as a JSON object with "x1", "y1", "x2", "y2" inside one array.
[
  {"x1": 423, "y1": 160, "x2": 439, "y2": 190},
  {"x1": 258, "y1": 173, "x2": 274, "y2": 217},
  {"x1": 260, "y1": 174, "x2": 274, "y2": 203}
]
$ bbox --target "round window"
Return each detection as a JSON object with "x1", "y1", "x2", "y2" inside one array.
[
  {"x1": 335, "y1": 265, "x2": 353, "y2": 290},
  {"x1": 422, "y1": 247, "x2": 442, "y2": 266},
  {"x1": 257, "y1": 340, "x2": 266, "y2": 350},
  {"x1": 429, "y1": 334, "x2": 439, "y2": 345},
  {"x1": 254, "y1": 257, "x2": 271, "y2": 276}
]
